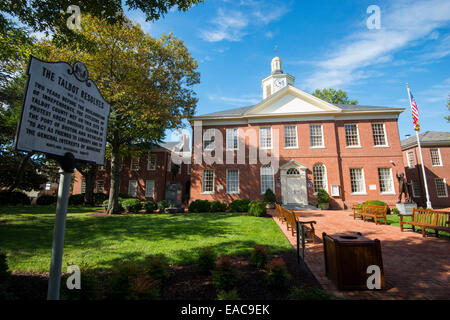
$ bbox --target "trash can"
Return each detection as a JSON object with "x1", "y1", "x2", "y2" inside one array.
[{"x1": 322, "y1": 232, "x2": 385, "y2": 290}]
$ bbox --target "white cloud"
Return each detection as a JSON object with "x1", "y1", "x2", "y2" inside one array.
[
  {"x1": 303, "y1": 0, "x2": 450, "y2": 90},
  {"x1": 208, "y1": 94, "x2": 260, "y2": 105},
  {"x1": 200, "y1": 9, "x2": 248, "y2": 42}
]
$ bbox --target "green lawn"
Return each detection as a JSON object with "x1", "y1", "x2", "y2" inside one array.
[
  {"x1": 0, "y1": 206, "x2": 293, "y2": 273},
  {"x1": 386, "y1": 214, "x2": 449, "y2": 238}
]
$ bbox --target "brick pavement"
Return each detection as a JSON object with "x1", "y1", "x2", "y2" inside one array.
[{"x1": 270, "y1": 209, "x2": 450, "y2": 300}]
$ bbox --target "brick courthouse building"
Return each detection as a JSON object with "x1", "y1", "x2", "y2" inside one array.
[{"x1": 188, "y1": 57, "x2": 406, "y2": 209}]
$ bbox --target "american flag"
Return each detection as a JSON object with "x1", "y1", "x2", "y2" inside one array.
[{"x1": 409, "y1": 89, "x2": 420, "y2": 131}]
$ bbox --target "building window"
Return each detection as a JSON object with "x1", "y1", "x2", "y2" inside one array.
[
  {"x1": 372, "y1": 123, "x2": 387, "y2": 146},
  {"x1": 187, "y1": 164, "x2": 191, "y2": 175},
  {"x1": 350, "y1": 168, "x2": 366, "y2": 194},
  {"x1": 147, "y1": 153, "x2": 156, "y2": 170},
  {"x1": 81, "y1": 178, "x2": 86, "y2": 193},
  {"x1": 435, "y1": 178, "x2": 448, "y2": 198},
  {"x1": 430, "y1": 148, "x2": 442, "y2": 166},
  {"x1": 378, "y1": 168, "x2": 394, "y2": 194},
  {"x1": 202, "y1": 170, "x2": 215, "y2": 193},
  {"x1": 407, "y1": 151, "x2": 415, "y2": 168},
  {"x1": 145, "y1": 180, "x2": 155, "y2": 198},
  {"x1": 310, "y1": 124, "x2": 324, "y2": 147},
  {"x1": 96, "y1": 180, "x2": 104, "y2": 193},
  {"x1": 203, "y1": 129, "x2": 215, "y2": 151},
  {"x1": 131, "y1": 158, "x2": 139, "y2": 171},
  {"x1": 99, "y1": 164, "x2": 105, "y2": 171},
  {"x1": 312, "y1": 163, "x2": 327, "y2": 194},
  {"x1": 128, "y1": 180, "x2": 137, "y2": 197},
  {"x1": 260, "y1": 164, "x2": 274, "y2": 194},
  {"x1": 344, "y1": 124, "x2": 360, "y2": 147},
  {"x1": 259, "y1": 127, "x2": 272, "y2": 149},
  {"x1": 284, "y1": 125, "x2": 298, "y2": 148},
  {"x1": 226, "y1": 169, "x2": 239, "y2": 194},
  {"x1": 226, "y1": 128, "x2": 239, "y2": 150},
  {"x1": 411, "y1": 180, "x2": 421, "y2": 198}
]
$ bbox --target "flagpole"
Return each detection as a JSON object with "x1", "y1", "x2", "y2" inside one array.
[{"x1": 406, "y1": 83, "x2": 432, "y2": 209}]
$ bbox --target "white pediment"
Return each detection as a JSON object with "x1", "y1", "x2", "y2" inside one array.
[{"x1": 244, "y1": 86, "x2": 341, "y2": 116}]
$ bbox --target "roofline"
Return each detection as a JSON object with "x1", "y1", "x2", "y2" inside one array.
[{"x1": 401, "y1": 140, "x2": 450, "y2": 150}]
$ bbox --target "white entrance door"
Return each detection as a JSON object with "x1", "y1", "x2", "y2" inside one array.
[{"x1": 285, "y1": 168, "x2": 307, "y2": 204}]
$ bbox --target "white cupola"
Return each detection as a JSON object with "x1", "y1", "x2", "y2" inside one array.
[{"x1": 261, "y1": 56, "x2": 295, "y2": 99}]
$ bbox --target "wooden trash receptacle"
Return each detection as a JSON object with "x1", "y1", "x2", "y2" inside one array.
[{"x1": 323, "y1": 232, "x2": 385, "y2": 290}]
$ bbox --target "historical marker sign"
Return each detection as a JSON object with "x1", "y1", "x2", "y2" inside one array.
[{"x1": 15, "y1": 56, "x2": 110, "y2": 165}]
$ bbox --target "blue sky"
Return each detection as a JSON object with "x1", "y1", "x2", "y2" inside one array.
[{"x1": 125, "y1": 0, "x2": 450, "y2": 141}]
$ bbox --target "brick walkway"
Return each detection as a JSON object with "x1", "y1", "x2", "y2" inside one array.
[{"x1": 270, "y1": 209, "x2": 450, "y2": 300}]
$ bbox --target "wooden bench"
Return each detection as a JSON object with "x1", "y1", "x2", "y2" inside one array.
[
  {"x1": 400, "y1": 208, "x2": 450, "y2": 237},
  {"x1": 281, "y1": 206, "x2": 317, "y2": 243},
  {"x1": 274, "y1": 203, "x2": 287, "y2": 225},
  {"x1": 353, "y1": 204, "x2": 388, "y2": 225}
]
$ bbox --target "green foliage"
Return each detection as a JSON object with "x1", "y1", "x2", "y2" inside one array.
[
  {"x1": 217, "y1": 288, "x2": 240, "y2": 300},
  {"x1": 69, "y1": 193, "x2": 85, "y2": 205},
  {"x1": 102, "y1": 199, "x2": 124, "y2": 212},
  {"x1": 196, "y1": 248, "x2": 217, "y2": 274},
  {"x1": 248, "y1": 201, "x2": 267, "y2": 217},
  {"x1": 0, "y1": 190, "x2": 31, "y2": 205},
  {"x1": 288, "y1": 285, "x2": 332, "y2": 300},
  {"x1": 210, "y1": 201, "x2": 227, "y2": 212},
  {"x1": 312, "y1": 88, "x2": 358, "y2": 105},
  {"x1": 106, "y1": 262, "x2": 142, "y2": 299},
  {"x1": 93, "y1": 193, "x2": 109, "y2": 205},
  {"x1": 143, "y1": 201, "x2": 158, "y2": 213},
  {"x1": 357, "y1": 200, "x2": 391, "y2": 215},
  {"x1": 250, "y1": 245, "x2": 268, "y2": 269},
  {"x1": 157, "y1": 200, "x2": 170, "y2": 212},
  {"x1": 128, "y1": 273, "x2": 160, "y2": 300},
  {"x1": 60, "y1": 264, "x2": 98, "y2": 300},
  {"x1": 228, "y1": 199, "x2": 250, "y2": 212},
  {"x1": 36, "y1": 195, "x2": 57, "y2": 205},
  {"x1": 122, "y1": 199, "x2": 142, "y2": 213},
  {"x1": 145, "y1": 254, "x2": 169, "y2": 281},
  {"x1": 265, "y1": 258, "x2": 291, "y2": 290},
  {"x1": 316, "y1": 188, "x2": 330, "y2": 204},
  {"x1": 212, "y1": 256, "x2": 238, "y2": 291},
  {"x1": 118, "y1": 193, "x2": 132, "y2": 199},
  {"x1": 392, "y1": 208, "x2": 400, "y2": 215},
  {"x1": 263, "y1": 188, "x2": 276, "y2": 204},
  {"x1": 0, "y1": 251, "x2": 11, "y2": 299},
  {"x1": 188, "y1": 199, "x2": 211, "y2": 213}
]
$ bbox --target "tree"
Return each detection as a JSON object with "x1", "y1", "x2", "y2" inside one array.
[
  {"x1": 39, "y1": 15, "x2": 199, "y2": 214},
  {"x1": 75, "y1": 163, "x2": 98, "y2": 206},
  {"x1": 312, "y1": 88, "x2": 358, "y2": 105}
]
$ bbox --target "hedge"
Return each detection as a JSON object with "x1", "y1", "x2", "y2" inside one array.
[
  {"x1": 228, "y1": 199, "x2": 250, "y2": 212},
  {"x1": 143, "y1": 201, "x2": 158, "y2": 213},
  {"x1": 122, "y1": 199, "x2": 143, "y2": 213},
  {"x1": 0, "y1": 191, "x2": 31, "y2": 206},
  {"x1": 36, "y1": 195, "x2": 57, "y2": 205},
  {"x1": 248, "y1": 201, "x2": 267, "y2": 217},
  {"x1": 189, "y1": 200, "x2": 211, "y2": 213},
  {"x1": 210, "y1": 201, "x2": 227, "y2": 212}
]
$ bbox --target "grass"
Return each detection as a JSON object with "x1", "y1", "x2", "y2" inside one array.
[
  {"x1": 0, "y1": 206, "x2": 293, "y2": 273},
  {"x1": 386, "y1": 214, "x2": 450, "y2": 238}
]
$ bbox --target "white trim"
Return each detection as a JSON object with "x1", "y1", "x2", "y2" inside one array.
[
  {"x1": 435, "y1": 178, "x2": 448, "y2": 198},
  {"x1": 259, "y1": 126, "x2": 273, "y2": 150},
  {"x1": 378, "y1": 167, "x2": 395, "y2": 194},
  {"x1": 226, "y1": 169, "x2": 239, "y2": 194},
  {"x1": 145, "y1": 180, "x2": 155, "y2": 198},
  {"x1": 147, "y1": 153, "x2": 156, "y2": 171},
  {"x1": 283, "y1": 125, "x2": 298, "y2": 149},
  {"x1": 430, "y1": 148, "x2": 443, "y2": 167},
  {"x1": 350, "y1": 168, "x2": 366, "y2": 195},
  {"x1": 372, "y1": 122, "x2": 389, "y2": 147},
  {"x1": 201, "y1": 169, "x2": 215, "y2": 194},
  {"x1": 226, "y1": 128, "x2": 239, "y2": 151},
  {"x1": 130, "y1": 158, "x2": 139, "y2": 171},
  {"x1": 128, "y1": 180, "x2": 137, "y2": 197},
  {"x1": 309, "y1": 124, "x2": 324, "y2": 148},
  {"x1": 344, "y1": 123, "x2": 361, "y2": 147},
  {"x1": 260, "y1": 165, "x2": 275, "y2": 194}
]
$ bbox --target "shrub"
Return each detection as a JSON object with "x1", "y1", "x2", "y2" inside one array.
[
  {"x1": 392, "y1": 208, "x2": 400, "y2": 215},
  {"x1": 36, "y1": 194, "x2": 57, "y2": 205},
  {"x1": 212, "y1": 256, "x2": 238, "y2": 291},
  {"x1": 106, "y1": 262, "x2": 142, "y2": 299},
  {"x1": 102, "y1": 199, "x2": 124, "y2": 212},
  {"x1": 210, "y1": 201, "x2": 227, "y2": 212},
  {"x1": 217, "y1": 289, "x2": 240, "y2": 300},
  {"x1": 188, "y1": 200, "x2": 211, "y2": 213},
  {"x1": 157, "y1": 200, "x2": 170, "y2": 212},
  {"x1": 288, "y1": 285, "x2": 332, "y2": 300},
  {"x1": 263, "y1": 189, "x2": 276, "y2": 204},
  {"x1": 128, "y1": 273, "x2": 160, "y2": 300},
  {"x1": 61, "y1": 264, "x2": 98, "y2": 300},
  {"x1": 143, "y1": 201, "x2": 158, "y2": 213},
  {"x1": 358, "y1": 200, "x2": 391, "y2": 215},
  {"x1": 228, "y1": 199, "x2": 250, "y2": 212},
  {"x1": 197, "y1": 248, "x2": 217, "y2": 274},
  {"x1": 248, "y1": 201, "x2": 267, "y2": 217},
  {"x1": 0, "y1": 191, "x2": 31, "y2": 205},
  {"x1": 250, "y1": 245, "x2": 268, "y2": 268},
  {"x1": 0, "y1": 252, "x2": 11, "y2": 299},
  {"x1": 316, "y1": 188, "x2": 330, "y2": 205},
  {"x1": 69, "y1": 193, "x2": 85, "y2": 205},
  {"x1": 118, "y1": 193, "x2": 132, "y2": 199},
  {"x1": 122, "y1": 199, "x2": 142, "y2": 213},
  {"x1": 266, "y1": 258, "x2": 291, "y2": 290},
  {"x1": 145, "y1": 254, "x2": 169, "y2": 281},
  {"x1": 93, "y1": 193, "x2": 108, "y2": 205}
]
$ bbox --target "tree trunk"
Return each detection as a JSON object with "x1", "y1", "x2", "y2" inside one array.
[
  {"x1": 8, "y1": 152, "x2": 34, "y2": 192},
  {"x1": 84, "y1": 164, "x2": 98, "y2": 205},
  {"x1": 106, "y1": 131, "x2": 121, "y2": 214}
]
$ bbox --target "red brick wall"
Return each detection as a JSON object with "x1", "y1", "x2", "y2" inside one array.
[{"x1": 190, "y1": 118, "x2": 405, "y2": 209}]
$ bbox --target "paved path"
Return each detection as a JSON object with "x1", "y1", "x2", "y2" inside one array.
[{"x1": 270, "y1": 209, "x2": 450, "y2": 299}]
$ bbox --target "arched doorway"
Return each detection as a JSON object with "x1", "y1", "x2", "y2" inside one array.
[{"x1": 280, "y1": 160, "x2": 307, "y2": 205}]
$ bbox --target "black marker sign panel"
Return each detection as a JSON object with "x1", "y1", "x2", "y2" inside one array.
[{"x1": 15, "y1": 56, "x2": 110, "y2": 165}]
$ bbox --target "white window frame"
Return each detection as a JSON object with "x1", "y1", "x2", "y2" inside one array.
[
  {"x1": 260, "y1": 165, "x2": 275, "y2": 194},
  {"x1": 203, "y1": 129, "x2": 216, "y2": 151},
  {"x1": 145, "y1": 180, "x2": 155, "y2": 198},
  {"x1": 372, "y1": 123, "x2": 389, "y2": 147},
  {"x1": 201, "y1": 169, "x2": 215, "y2": 194},
  {"x1": 310, "y1": 124, "x2": 324, "y2": 148},
  {"x1": 378, "y1": 168, "x2": 395, "y2": 195},
  {"x1": 312, "y1": 163, "x2": 328, "y2": 194},
  {"x1": 344, "y1": 123, "x2": 361, "y2": 148},
  {"x1": 259, "y1": 127, "x2": 273, "y2": 150},
  {"x1": 284, "y1": 125, "x2": 298, "y2": 149},
  {"x1": 81, "y1": 178, "x2": 86, "y2": 193},
  {"x1": 430, "y1": 148, "x2": 442, "y2": 166},
  {"x1": 226, "y1": 128, "x2": 239, "y2": 151},
  {"x1": 130, "y1": 157, "x2": 140, "y2": 171},
  {"x1": 350, "y1": 168, "x2": 367, "y2": 195},
  {"x1": 128, "y1": 180, "x2": 137, "y2": 197},
  {"x1": 226, "y1": 169, "x2": 239, "y2": 194},
  {"x1": 435, "y1": 178, "x2": 448, "y2": 198},
  {"x1": 411, "y1": 180, "x2": 421, "y2": 198},
  {"x1": 407, "y1": 151, "x2": 415, "y2": 168},
  {"x1": 96, "y1": 180, "x2": 104, "y2": 193},
  {"x1": 147, "y1": 153, "x2": 156, "y2": 171}
]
